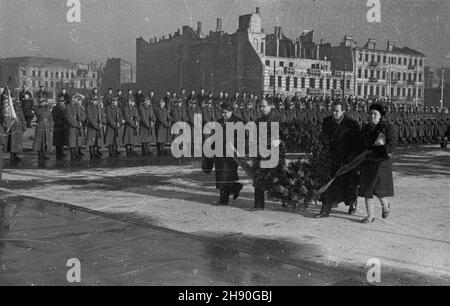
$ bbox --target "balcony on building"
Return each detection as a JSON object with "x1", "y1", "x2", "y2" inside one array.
[
  {"x1": 368, "y1": 61, "x2": 379, "y2": 67},
  {"x1": 369, "y1": 77, "x2": 378, "y2": 83},
  {"x1": 407, "y1": 79, "x2": 416, "y2": 85},
  {"x1": 390, "y1": 79, "x2": 398, "y2": 85},
  {"x1": 307, "y1": 88, "x2": 323, "y2": 95},
  {"x1": 408, "y1": 64, "x2": 417, "y2": 70},
  {"x1": 307, "y1": 68, "x2": 321, "y2": 76}
]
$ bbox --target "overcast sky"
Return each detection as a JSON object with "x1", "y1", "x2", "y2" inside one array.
[{"x1": 0, "y1": 0, "x2": 449, "y2": 67}]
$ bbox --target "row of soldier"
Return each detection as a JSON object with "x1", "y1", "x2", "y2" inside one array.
[{"x1": 1, "y1": 84, "x2": 449, "y2": 163}]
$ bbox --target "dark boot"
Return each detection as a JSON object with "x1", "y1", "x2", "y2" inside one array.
[
  {"x1": 253, "y1": 187, "x2": 265, "y2": 210},
  {"x1": 114, "y1": 145, "x2": 121, "y2": 157},
  {"x1": 315, "y1": 198, "x2": 331, "y2": 218},
  {"x1": 218, "y1": 190, "x2": 230, "y2": 206},
  {"x1": 233, "y1": 183, "x2": 243, "y2": 200}
]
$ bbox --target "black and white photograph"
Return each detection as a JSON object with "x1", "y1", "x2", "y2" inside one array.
[{"x1": 0, "y1": 0, "x2": 449, "y2": 290}]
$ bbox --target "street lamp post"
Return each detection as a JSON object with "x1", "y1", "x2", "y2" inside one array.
[{"x1": 441, "y1": 68, "x2": 445, "y2": 109}]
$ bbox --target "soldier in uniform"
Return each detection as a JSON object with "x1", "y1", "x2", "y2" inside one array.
[
  {"x1": 32, "y1": 97, "x2": 53, "y2": 161},
  {"x1": 103, "y1": 88, "x2": 114, "y2": 107},
  {"x1": 316, "y1": 101, "x2": 361, "y2": 218},
  {"x1": 74, "y1": 94, "x2": 87, "y2": 157},
  {"x1": 117, "y1": 89, "x2": 126, "y2": 109},
  {"x1": 5, "y1": 94, "x2": 26, "y2": 163},
  {"x1": 197, "y1": 89, "x2": 208, "y2": 108},
  {"x1": 20, "y1": 86, "x2": 35, "y2": 128},
  {"x1": 85, "y1": 96, "x2": 104, "y2": 160},
  {"x1": 134, "y1": 89, "x2": 146, "y2": 109},
  {"x1": 139, "y1": 97, "x2": 156, "y2": 156},
  {"x1": 64, "y1": 94, "x2": 84, "y2": 160},
  {"x1": 36, "y1": 85, "x2": 49, "y2": 104},
  {"x1": 52, "y1": 96, "x2": 67, "y2": 160},
  {"x1": 154, "y1": 99, "x2": 171, "y2": 156},
  {"x1": 105, "y1": 97, "x2": 125, "y2": 158},
  {"x1": 123, "y1": 97, "x2": 140, "y2": 157}
]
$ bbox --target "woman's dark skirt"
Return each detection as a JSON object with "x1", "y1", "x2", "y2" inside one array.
[{"x1": 359, "y1": 159, "x2": 394, "y2": 199}]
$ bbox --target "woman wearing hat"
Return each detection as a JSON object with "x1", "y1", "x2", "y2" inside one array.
[
  {"x1": 359, "y1": 103, "x2": 396, "y2": 223},
  {"x1": 33, "y1": 97, "x2": 53, "y2": 161}
]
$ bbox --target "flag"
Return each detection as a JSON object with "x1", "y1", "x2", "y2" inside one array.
[{"x1": 5, "y1": 87, "x2": 18, "y2": 120}]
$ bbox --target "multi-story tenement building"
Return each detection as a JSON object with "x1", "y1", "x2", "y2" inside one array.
[
  {"x1": 0, "y1": 57, "x2": 100, "y2": 100},
  {"x1": 136, "y1": 8, "x2": 351, "y2": 99},
  {"x1": 100, "y1": 58, "x2": 135, "y2": 93},
  {"x1": 320, "y1": 38, "x2": 426, "y2": 105}
]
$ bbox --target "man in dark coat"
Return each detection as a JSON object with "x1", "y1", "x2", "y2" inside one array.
[
  {"x1": 64, "y1": 95, "x2": 84, "y2": 160},
  {"x1": 139, "y1": 98, "x2": 155, "y2": 156},
  {"x1": 213, "y1": 101, "x2": 243, "y2": 206},
  {"x1": 103, "y1": 88, "x2": 114, "y2": 107},
  {"x1": 52, "y1": 96, "x2": 67, "y2": 160},
  {"x1": 20, "y1": 87, "x2": 35, "y2": 128},
  {"x1": 316, "y1": 101, "x2": 362, "y2": 218}
]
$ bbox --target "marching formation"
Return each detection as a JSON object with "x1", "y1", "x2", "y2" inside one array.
[{"x1": 0, "y1": 84, "x2": 450, "y2": 164}]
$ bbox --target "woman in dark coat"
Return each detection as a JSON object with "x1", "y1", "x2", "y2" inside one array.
[
  {"x1": 52, "y1": 96, "x2": 66, "y2": 160},
  {"x1": 122, "y1": 98, "x2": 140, "y2": 156},
  {"x1": 105, "y1": 97, "x2": 124, "y2": 157},
  {"x1": 138, "y1": 98, "x2": 155, "y2": 156},
  {"x1": 359, "y1": 103, "x2": 396, "y2": 223},
  {"x1": 32, "y1": 98, "x2": 53, "y2": 160},
  {"x1": 154, "y1": 99, "x2": 171, "y2": 156}
]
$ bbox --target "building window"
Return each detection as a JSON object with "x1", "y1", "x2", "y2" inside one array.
[
  {"x1": 383, "y1": 56, "x2": 386, "y2": 64},
  {"x1": 22, "y1": 70, "x2": 26, "y2": 76},
  {"x1": 66, "y1": 72, "x2": 69, "y2": 78},
  {"x1": 370, "y1": 86, "x2": 374, "y2": 96},
  {"x1": 261, "y1": 42, "x2": 264, "y2": 54},
  {"x1": 364, "y1": 69, "x2": 368, "y2": 79},
  {"x1": 279, "y1": 61, "x2": 284, "y2": 67},
  {"x1": 403, "y1": 73, "x2": 407, "y2": 81},
  {"x1": 289, "y1": 62, "x2": 293, "y2": 68},
  {"x1": 319, "y1": 79, "x2": 323, "y2": 89},
  {"x1": 370, "y1": 70, "x2": 374, "y2": 78},
  {"x1": 265, "y1": 60, "x2": 270, "y2": 66},
  {"x1": 397, "y1": 87, "x2": 401, "y2": 97},
  {"x1": 377, "y1": 55, "x2": 381, "y2": 63},
  {"x1": 269, "y1": 75, "x2": 275, "y2": 87},
  {"x1": 359, "y1": 52, "x2": 363, "y2": 61},
  {"x1": 71, "y1": 72, "x2": 75, "y2": 78},
  {"x1": 358, "y1": 69, "x2": 362, "y2": 78},
  {"x1": 346, "y1": 79, "x2": 351, "y2": 89},
  {"x1": 371, "y1": 55, "x2": 375, "y2": 62},
  {"x1": 403, "y1": 88, "x2": 406, "y2": 97},
  {"x1": 408, "y1": 88, "x2": 411, "y2": 97},
  {"x1": 278, "y1": 76, "x2": 282, "y2": 87},
  {"x1": 382, "y1": 70, "x2": 386, "y2": 79},
  {"x1": 32, "y1": 80, "x2": 36, "y2": 87},
  {"x1": 419, "y1": 59, "x2": 423, "y2": 67},
  {"x1": 333, "y1": 79, "x2": 337, "y2": 90},
  {"x1": 32, "y1": 70, "x2": 36, "y2": 77},
  {"x1": 418, "y1": 88, "x2": 422, "y2": 97},
  {"x1": 376, "y1": 86, "x2": 380, "y2": 96},
  {"x1": 301, "y1": 78, "x2": 305, "y2": 89},
  {"x1": 326, "y1": 79, "x2": 330, "y2": 90},
  {"x1": 376, "y1": 70, "x2": 380, "y2": 79},
  {"x1": 51, "y1": 81, "x2": 54, "y2": 88},
  {"x1": 364, "y1": 85, "x2": 368, "y2": 96},
  {"x1": 419, "y1": 73, "x2": 422, "y2": 82},
  {"x1": 45, "y1": 71, "x2": 48, "y2": 77},
  {"x1": 310, "y1": 78, "x2": 315, "y2": 88},
  {"x1": 38, "y1": 71, "x2": 41, "y2": 77},
  {"x1": 294, "y1": 77, "x2": 298, "y2": 88},
  {"x1": 51, "y1": 72, "x2": 54, "y2": 78},
  {"x1": 365, "y1": 54, "x2": 369, "y2": 62},
  {"x1": 358, "y1": 85, "x2": 362, "y2": 96},
  {"x1": 414, "y1": 73, "x2": 417, "y2": 81},
  {"x1": 56, "y1": 72, "x2": 59, "y2": 78},
  {"x1": 404, "y1": 58, "x2": 407, "y2": 65},
  {"x1": 382, "y1": 87, "x2": 386, "y2": 96},
  {"x1": 45, "y1": 81, "x2": 49, "y2": 88}
]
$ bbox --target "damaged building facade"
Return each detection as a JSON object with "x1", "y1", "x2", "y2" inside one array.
[{"x1": 136, "y1": 8, "x2": 350, "y2": 99}]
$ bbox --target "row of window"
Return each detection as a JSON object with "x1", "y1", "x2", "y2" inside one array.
[
  {"x1": 24, "y1": 80, "x2": 95, "y2": 89},
  {"x1": 357, "y1": 52, "x2": 423, "y2": 67},
  {"x1": 357, "y1": 68, "x2": 423, "y2": 82},
  {"x1": 357, "y1": 84, "x2": 422, "y2": 98},
  {"x1": 23, "y1": 70, "x2": 96, "y2": 79},
  {"x1": 269, "y1": 76, "x2": 351, "y2": 91},
  {"x1": 264, "y1": 60, "x2": 328, "y2": 71}
]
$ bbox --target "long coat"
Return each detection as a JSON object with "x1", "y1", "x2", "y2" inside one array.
[
  {"x1": 154, "y1": 106, "x2": 171, "y2": 144},
  {"x1": 64, "y1": 103, "x2": 82, "y2": 148},
  {"x1": 321, "y1": 115, "x2": 362, "y2": 205},
  {"x1": 359, "y1": 121, "x2": 396, "y2": 198},
  {"x1": 123, "y1": 106, "x2": 140, "y2": 145},
  {"x1": 75, "y1": 103, "x2": 87, "y2": 145},
  {"x1": 52, "y1": 104, "x2": 66, "y2": 147},
  {"x1": 21, "y1": 97, "x2": 35, "y2": 119},
  {"x1": 104, "y1": 105, "x2": 124, "y2": 146},
  {"x1": 32, "y1": 105, "x2": 53, "y2": 152},
  {"x1": 85, "y1": 103, "x2": 104, "y2": 146},
  {"x1": 138, "y1": 105, "x2": 155, "y2": 143},
  {"x1": 5, "y1": 102, "x2": 26, "y2": 153}
]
